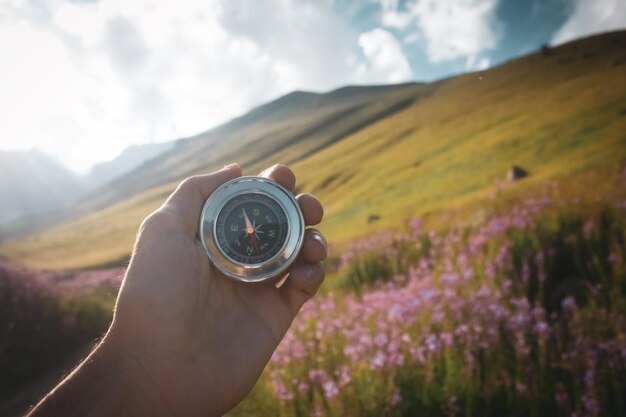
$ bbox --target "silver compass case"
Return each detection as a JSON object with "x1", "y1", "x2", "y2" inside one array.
[{"x1": 199, "y1": 176, "x2": 305, "y2": 282}]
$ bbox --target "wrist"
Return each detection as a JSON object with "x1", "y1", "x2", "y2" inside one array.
[
  {"x1": 104, "y1": 321, "x2": 224, "y2": 417},
  {"x1": 96, "y1": 329, "x2": 174, "y2": 417}
]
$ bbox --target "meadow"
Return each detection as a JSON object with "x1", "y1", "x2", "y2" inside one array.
[
  {"x1": 230, "y1": 175, "x2": 626, "y2": 417},
  {"x1": 2, "y1": 170, "x2": 625, "y2": 417}
]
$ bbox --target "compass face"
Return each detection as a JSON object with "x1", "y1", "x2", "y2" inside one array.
[
  {"x1": 215, "y1": 193, "x2": 289, "y2": 264},
  {"x1": 200, "y1": 176, "x2": 305, "y2": 282}
]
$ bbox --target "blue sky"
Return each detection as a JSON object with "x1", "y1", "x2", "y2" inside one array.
[
  {"x1": 0, "y1": 0, "x2": 624, "y2": 172},
  {"x1": 352, "y1": 0, "x2": 572, "y2": 80}
]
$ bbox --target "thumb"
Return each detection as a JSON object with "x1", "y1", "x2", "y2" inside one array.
[{"x1": 165, "y1": 164, "x2": 243, "y2": 234}]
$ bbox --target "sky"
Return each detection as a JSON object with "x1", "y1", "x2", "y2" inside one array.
[{"x1": 0, "y1": 0, "x2": 624, "y2": 173}]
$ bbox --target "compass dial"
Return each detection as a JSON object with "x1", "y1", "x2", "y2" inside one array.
[
  {"x1": 200, "y1": 176, "x2": 305, "y2": 282},
  {"x1": 215, "y1": 193, "x2": 288, "y2": 264}
]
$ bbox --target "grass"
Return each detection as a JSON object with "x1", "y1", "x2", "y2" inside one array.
[{"x1": 0, "y1": 31, "x2": 625, "y2": 269}]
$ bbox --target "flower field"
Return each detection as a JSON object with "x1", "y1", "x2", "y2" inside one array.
[
  {"x1": 232, "y1": 192, "x2": 626, "y2": 416},
  {"x1": 0, "y1": 262, "x2": 122, "y2": 400},
  {"x1": 2, "y1": 182, "x2": 626, "y2": 417}
]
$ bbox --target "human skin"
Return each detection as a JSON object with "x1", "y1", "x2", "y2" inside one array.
[{"x1": 28, "y1": 163, "x2": 327, "y2": 417}]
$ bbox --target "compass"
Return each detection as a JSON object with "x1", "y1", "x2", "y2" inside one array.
[{"x1": 199, "y1": 176, "x2": 305, "y2": 282}]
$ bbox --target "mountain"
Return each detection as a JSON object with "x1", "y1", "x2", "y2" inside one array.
[
  {"x1": 86, "y1": 142, "x2": 176, "y2": 188},
  {"x1": 1, "y1": 30, "x2": 625, "y2": 269},
  {"x1": 0, "y1": 150, "x2": 84, "y2": 225},
  {"x1": 76, "y1": 82, "x2": 424, "y2": 213},
  {"x1": 0, "y1": 141, "x2": 178, "y2": 240}
]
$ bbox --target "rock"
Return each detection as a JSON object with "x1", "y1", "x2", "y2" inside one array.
[
  {"x1": 367, "y1": 214, "x2": 381, "y2": 224},
  {"x1": 507, "y1": 165, "x2": 529, "y2": 182}
]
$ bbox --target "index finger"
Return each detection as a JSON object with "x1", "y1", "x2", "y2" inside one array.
[
  {"x1": 259, "y1": 164, "x2": 323, "y2": 226},
  {"x1": 259, "y1": 164, "x2": 296, "y2": 191}
]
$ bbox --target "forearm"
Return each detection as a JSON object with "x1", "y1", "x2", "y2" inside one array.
[{"x1": 27, "y1": 331, "x2": 169, "y2": 417}]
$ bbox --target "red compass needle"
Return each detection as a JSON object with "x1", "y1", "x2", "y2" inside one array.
[
  {"x1": 242, "y1": 208, "x2": 254, "y2": 235},
  {"x1": 242, "y1": 208, "x2": 260, "y2": 250}
]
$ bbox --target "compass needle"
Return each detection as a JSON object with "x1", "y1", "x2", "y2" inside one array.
[{"x1": 242, "y1": 208, "x2": 254, "y2": 234}]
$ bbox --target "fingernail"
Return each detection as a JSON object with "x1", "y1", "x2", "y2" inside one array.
[
  {"x1": 311, "y1": 231, "x2": 327, "y2": 250},
  {"x1": 223, "y1": 163, "x2": 238, "y2": 170}
]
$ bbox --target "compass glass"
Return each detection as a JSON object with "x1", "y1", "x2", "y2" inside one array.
[{"x1": 214, "y1": 192, "x2": 289, "y2": 264}]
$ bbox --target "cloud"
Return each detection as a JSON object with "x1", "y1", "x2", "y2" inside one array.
[
  {"x1": 465, "y1": 55, "x2": 490, "y2": 71},
  {"x1": 357, "y1": 28, "x2": 413, "y2": 83},
  {"x1": 551, "y1": 0, "x2": 626, "y2": 45},
  {"x1": 102, "y1": 15, "x2": 149, "y2": 74},
  {"x1": 380, "y1": 0, "x2": 502, "y2": 65},
  {"x1": 415, "y1": 0, "x2": 502, "y2": 63},
  {"x1": 0, "y1": 0, "x2": 414, "y2": 172},
  {"x1": 217, "y1": 0, "x2": 355, "y2": 92},
  {"x1": 381, "y1": 0, "x2": 414, "y2": 29}
]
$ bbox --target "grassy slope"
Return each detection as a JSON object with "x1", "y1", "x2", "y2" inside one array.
[
  {"x1": 1, "y1": 31, "x2": 625, "y2": 269},
  {"x1": 295, "y1": 32, "x2": 626, "y2": 241}
]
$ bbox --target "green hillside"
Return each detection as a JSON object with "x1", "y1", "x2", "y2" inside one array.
[{"x1": 1, "y1": 31, "x2": 625, "y2": 269}]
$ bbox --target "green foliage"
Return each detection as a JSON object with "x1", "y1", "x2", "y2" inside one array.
[
  {"x1": 337, "y1": 254, "x2": 395, "y2": 293},
  {"x1": 506, "y1": 205, "x2": 626, "y2": 313},
  {"x1": 332, "y1": 231, "x2": 433, "y2": 293}
]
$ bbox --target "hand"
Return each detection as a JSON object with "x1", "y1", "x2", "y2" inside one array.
[
  {"x1": 28, "y1": 163, "x2": 327, "y2": 417},
  {"x1": 108, "y1": 163, "x2": 327, "y2": 416}
]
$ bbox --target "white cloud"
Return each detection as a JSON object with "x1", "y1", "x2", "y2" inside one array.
[
  {"x1": 0, "y1": 0, "x2": 414, "y2": 173},
  {"x1": 465, "y1": 55, "x2": 490, "y2": 71},
  {"x1": 551, "y1": 0, "x2": 626, "y2": 45},
  {"x1": 357, "y1": 28, "x2": 413, "y2": 83},
  {"x1": 381, "y1": 0, "x2": 502, "y2": 63},
  {"x1": 415, "y1": 0, "x2": 502, "y2": 62},
  {"x1": 381, "y1": 0, "x2": 412, "y2": 28},
  {"x1": 0, "y1": 19, "x2": 119, "y2": 165}
]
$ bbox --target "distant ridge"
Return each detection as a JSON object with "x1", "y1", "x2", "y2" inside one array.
[
  {"x1": 0, "y1": 142, "x2": 178, "y2": 239},
  {"x1": 86, "y1": 142, "x2": 176, "y2": 188},
  {"x1": 0, "y1": 150, "x2": 83, "y2": 225}
]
